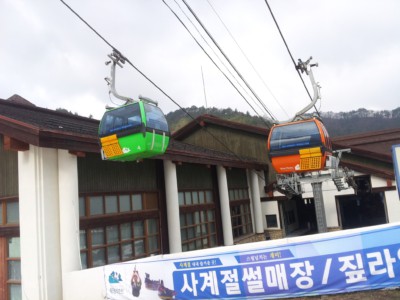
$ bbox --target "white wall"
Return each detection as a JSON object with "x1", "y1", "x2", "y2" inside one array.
[
  {"x1": 257, "y1": 172, "x2": 280, "y2": 230},
  {"x1": 370, "y1": 177, "x2": 400, "y2": 223},
  {"x1": 63, "y1": 267, "x2": 106, "y2": 300},
  {"x1": 371, "y1": 176, "x2": 389, "y2": 188},
  {"x1": 261, "y1": 201, "x2": 281, "y2": 229},
  {"x1": 386, "y1": 190, "x2": 400, "y2": 222}
]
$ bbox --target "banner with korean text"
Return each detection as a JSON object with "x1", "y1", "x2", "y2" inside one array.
[{"x1": 104, "y1": 223, "x2": 400, "y2": 299}]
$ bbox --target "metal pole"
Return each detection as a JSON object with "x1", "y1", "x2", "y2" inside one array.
[{"x1": 312, "y1": 181, "x2": 328, "y2": 233}]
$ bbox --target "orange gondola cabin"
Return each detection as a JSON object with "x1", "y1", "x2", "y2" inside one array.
[{"x1": 267, "y1": 118, "x2": 332, "y2": 174}]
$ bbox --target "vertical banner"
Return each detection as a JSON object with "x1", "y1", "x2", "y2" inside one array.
[
  {"x1": 393, "y1": 144, "x2": 400, "y2": 199},
  {"x1": 104, "y1": 223, "x2": 400, "y2": 299}
]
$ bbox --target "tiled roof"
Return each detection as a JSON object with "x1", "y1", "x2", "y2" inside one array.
[
  {"x1": 0, "y1": 96, "x2": 267, "y2": 170},
  {"x1": 332, "y1": 128, "x2": 400, "y2": 179},
  {"x1": 1, "y1": 96, "x2": 98, "y2": 136},
  {"x1": 333, "y1": 128, "x2": 400, "y2": 163}
]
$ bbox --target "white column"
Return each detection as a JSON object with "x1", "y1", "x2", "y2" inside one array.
[
  {"x1": 249, "y1": 170, "x2": 264, "y2": 234},
  {"x1": 18, "y1": 146, "x2": 62, "y2": 300},
  {"x1": 217, "y1": 165, "x2": 234, "y2": 246},
  {"x1": 163, "y1": 160, "x2": 182, "y2": 253},
  {"x1": 58, "y1": 150, "x2": 81, "y2": 276}
]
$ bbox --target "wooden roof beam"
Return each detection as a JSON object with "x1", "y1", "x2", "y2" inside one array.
[{"x1": 3, "y1": 135, "x2": 29, "y2": 151}]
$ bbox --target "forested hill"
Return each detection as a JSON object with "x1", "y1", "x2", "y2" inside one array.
[
  {"x1": 165, "y1": 106, "x2": 273, "y2": 132},
  {"x1": 166, "y1": 106, "x2": 400, "y2": 137},
  {"x1": 318, "y1": 108, "x2": 400, "y2": 136}
]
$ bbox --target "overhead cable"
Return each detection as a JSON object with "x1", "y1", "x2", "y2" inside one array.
[
  {"x1": 264, "y1": 0, "x2": 320, "y2": 117},
  {"x1": 60, "y1": 0, "x2": 195, "y2": 120},
  {"x1": 164, "y1": 0, "x2": 271, "y2": 126},
  {"x1": 170, "y1": 0, "x2": 268, "y2": 116},
  {"x1": 180, "y1": 0, "x2": 278, "y2": 122},
  {"x1": 206, "y1": 0, "x2": 289, "y2": 119}
]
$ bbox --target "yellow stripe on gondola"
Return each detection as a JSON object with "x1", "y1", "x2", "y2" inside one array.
[
  {"x1": 299, "y1": 147, "x2": 322, "y2": 170},
  {"x1": 100, "y1": 134, "x2": 123, "y2": 158}
]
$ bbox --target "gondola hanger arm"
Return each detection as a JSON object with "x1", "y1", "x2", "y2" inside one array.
[
  {"x1": 291, "y1": 57, "x2": 321, "y2": 121},
  {"x1": 105, "y1": 50, "x2": 159, "y2": 106},
  {"x1": 278, "y1": 57, "x2": 321, "y2": 124},
  {"x1": 105, "y1": 51, "x2": 135, "y2": 104}
]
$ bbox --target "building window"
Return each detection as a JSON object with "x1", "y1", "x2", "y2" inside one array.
[
  {"x1": 80, "y1": 193, "x2": 158, "y2": 217},
  {"x1": 0, "y1": 237, "x2": 21, "y2": 300},
  {"x1": 229, "y1": 188, "x2": 253, "y2": 239},
  {"x1": 0, "y1": 198, "x2": 19, "y2": 225},
  {"x1": 6, "y1": 237, "x2": 21, "y2": 300},
  {"x1": 179, "y1": 190, "x2": 218, "y2": 252},
  {"x1": 0, "y1": 197, "x2": 20, "y2": 299},
  {"x1": 79, "y1": 193, "x2": 160, "y2": 268},
  {"x1": 266, "y1": 214, "x2": 278, "y2": 228}
]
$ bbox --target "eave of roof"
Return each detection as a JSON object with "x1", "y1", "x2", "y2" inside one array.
[{"x1": 339, "y1": 160, "x2": 394, "y2": 180}]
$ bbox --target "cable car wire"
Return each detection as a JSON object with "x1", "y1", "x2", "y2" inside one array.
[
  {"x1": 59, "y1": 0, "x2": 192, "y2": 119},
  {"x1": 263, "y1": 0, "x2": 321, "y2": 118},
  {"x1": 170, "y1": 0, "x2": 267, "y2": 116},
  {"x1": 59, "y1": 0, "x2": 269, "y2": 171},
  {"x1": 180, "y1": 0, "x2": 277, "y2": 122},
  {"x1": 180, "y1": 0, "x2": 278, "y2": 122},
  {"x1": 164, "y1": 0, "x2": 270, "y2": 126},
  {"x1": 206, "y1": 0, "x2": 290, "y2": 119}
]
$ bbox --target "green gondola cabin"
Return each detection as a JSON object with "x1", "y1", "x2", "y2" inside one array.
[{"x1": 98, "y1": 101, "x2": 170, "y2": 161}]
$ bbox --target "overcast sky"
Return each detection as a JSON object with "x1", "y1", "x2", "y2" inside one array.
[{"x1": 1, "y1": 0, "x2": 399, "y2": 121}]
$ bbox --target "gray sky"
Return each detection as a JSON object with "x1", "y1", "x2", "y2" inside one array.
[{"x1": 1, "y1": 0, "x2": 399, "y2": 121}]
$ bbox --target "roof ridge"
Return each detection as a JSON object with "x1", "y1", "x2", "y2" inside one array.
[{"x1": 333, "y1": 127, "x2": 400, "y2": 142}]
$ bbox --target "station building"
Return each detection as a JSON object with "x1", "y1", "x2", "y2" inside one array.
[{"x1": 0, "y1": 94, "x2": 399, "y2": 299}]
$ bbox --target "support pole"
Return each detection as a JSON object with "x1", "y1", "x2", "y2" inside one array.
[
  {"x1": 163, "y1": 160, "x2": 182, "y2": 253},
  {"x1": 312, "y1": 182, "x2": 327, "y2": 233},
  {"x1": 217, "y1": 165, "x2": 234, "y2": 246},
  {"x1": 249, "y1": 170, "x2": 264, "y2": 234}
]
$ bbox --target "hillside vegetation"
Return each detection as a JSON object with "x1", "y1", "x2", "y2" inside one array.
[
  {"x1": 166, "y1": 106, "x2": 400, "y2": 137},
  {"x1": 166, "y1": 106, "x2": 272, "y2": 133}
]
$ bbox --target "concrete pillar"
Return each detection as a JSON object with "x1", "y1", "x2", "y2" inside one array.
[
  {"x1": 58, "y1": 150, "x2": 81, "y2": 276},
  {"x1": 249, "y1": 170, "x2": 264, "y2": 234},
  {"x1": 217, "y1": 165, "x2": 234, "y2": 246},
  {"x1": 18, "y1": 146, "x2": 62, "y2": 300},
  {"x1": 163, "y1": 160, "x2": 182, "y2": 253}
]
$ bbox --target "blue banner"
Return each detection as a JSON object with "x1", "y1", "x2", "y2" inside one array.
[{"x1": 104, "y1": 223, "x2": 400, "y2": 299}]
